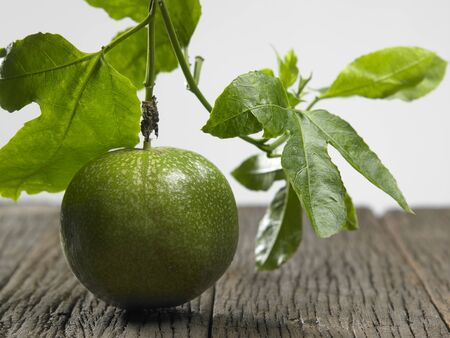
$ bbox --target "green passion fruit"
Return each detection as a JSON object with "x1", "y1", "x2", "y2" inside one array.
[{"x1": 60, "y1": 147, "x2": 239, "y2": 309}]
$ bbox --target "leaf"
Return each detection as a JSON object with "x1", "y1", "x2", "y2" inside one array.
[
  {"x1": 342, "y1": 192, "x2": 359, "y2": 231},
  {"x1": 0, "y1": 33, "x2": 141, "y2": 199},
  {"x1": 232, "y1": 154, "x2": 283, "y2": 191},
  {"x1": 259, "y1": 65, "x2": 300, "y2": 107},
  {"x1": 277, "y1": 49, "x2": 299, "y2": 88},
  {"x1": 259, "y1": 68, "x2": 275, "y2": 77},
  {"x1": 0, "y1": 48, "x2": 6, "y2": 58},
  {"x1": 281, "y1": 112, "x2": 346, "y2": 238},
  {"x1": 287, "y1": 91, "x2": 301, "y2": 107},
  {"x1": 256, "y1": 184, "x2": 302, "y2": 271},
  {"x1": 322, "y1": 46, "x2": 447, "y2": 101},
  {"x1": 304, "y1": 110, "x2": 412, "y2": 212},
  {"x1": 202, "y1": 71, "x2": 290, "y2": 138},
  {"x1": 85, "y1": 0, "x2": 147, "y2": 22},
  {"x1": 90, "y1": 0, "x2": 202, "y2": 88}
]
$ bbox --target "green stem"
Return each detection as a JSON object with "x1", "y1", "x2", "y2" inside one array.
[
  {"x1": 240, "y1": 135, "x2": 267, "y2": 145},
  {"x1": 264, "y1": 132, "x2": 290, "y2": 152},
  {"x1": 157, "y1": 0, "x2": 212, "y2": 112},
  {"x1": 101, "y1": 12, "x2": 153, "y2": 55},
  {"x1": 183, "y1": 47, "x2": 190, "y2": 66},
  {"x1": 240, "y1": 136, "x2": 271, "y2": 152},
  {"x1": 144, "y1": 0, "x2": 157, "y2": 100},
  {"x1": 306, "y1": 96, "x2": 320, "y2": 111},
  {"x1": 143, "y1": 140, "x2": 151, "y2": 150},
  {"x1": 193, "y1": 56, "x2": 204, "y2": 85}
]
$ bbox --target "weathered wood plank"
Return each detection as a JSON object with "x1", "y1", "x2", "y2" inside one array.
[
  {"x1": 382, "y1": 209, "x2": 450, "y2": 330},
  {"x1": 1, "y1": 205, "x2": 449, "y2": 337},
  {"x1": 211, "y1": 208, "x2": 450, "y2": 337},
  {"x1": 0, "y1": 205, "x2": 57, "y2": 294},
  {"x1": 0, "y1": 205, "x2": 213, "y2": 338}
]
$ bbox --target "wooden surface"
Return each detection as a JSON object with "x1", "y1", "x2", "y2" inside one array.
[{"x1": 0, "y1": 205, "x2": 449, "y2": 338}]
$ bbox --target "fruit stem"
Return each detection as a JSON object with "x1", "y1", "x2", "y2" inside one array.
[
  {"x1": 141, "y1": 98, "x2": 159, "y2": 147},
  {"x1": 143, "y1": 140, "x2": 151, "y2": 150},
  {"x1": 140, "y1": 0, "x2": 158, "y2": 150},
  {"x1": 144, "y1": 0, "x2": 157, "y2": 100}
]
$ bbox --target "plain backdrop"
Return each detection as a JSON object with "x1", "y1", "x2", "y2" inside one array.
[{"x1": 0, "y1": 0, "x2": 449, "y2": 212}]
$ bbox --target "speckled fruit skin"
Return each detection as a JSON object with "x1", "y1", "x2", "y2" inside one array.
[{"x1": 60, "y1": 147, "x2": 239, "y2": 309}]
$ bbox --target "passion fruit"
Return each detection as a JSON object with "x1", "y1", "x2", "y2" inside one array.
[{"x1": 60, "y1": 147, "x2": 239, "y2": 309}]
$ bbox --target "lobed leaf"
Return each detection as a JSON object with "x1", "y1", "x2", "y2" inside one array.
[
  {"x1": 232, "y1": 154, "x2": 283, "y2": 191},
  {"x1": 0, "y1": 33, "x2": 141, "y2": 199},
  {"x1": 277, "y1": 49, "x2": 299, "y2": 89},
  {"x1": 304, "y1": 110, "x2": 412, "y2": 212},
  {"x1": 256, "y1": 184, "x2": 302, "y2": 271},
  {"x1": 322, "y1": 46, "x2": 447, "y2": 101},
  {"x1": 202, "y1": 71, "x2": 290, "y2": 138},
  {"x1": 282, "y1": 112, "x2": 347, "y2": 238}
]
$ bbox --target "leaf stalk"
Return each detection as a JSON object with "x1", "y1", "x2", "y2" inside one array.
[{"x1": 263, "y1": 132, "x2": 290, "y2": 153}]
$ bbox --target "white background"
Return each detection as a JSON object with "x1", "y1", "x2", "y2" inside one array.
[{"x1": 0, "y1": 0, "x2": 449, "y2": 212}]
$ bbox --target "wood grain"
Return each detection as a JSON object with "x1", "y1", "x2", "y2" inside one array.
[
  {"x1": 382, "y1": 209, "x2": 450, "y2": 330},
  {"x1": 0, "y1": 205, "x2": 449, "y2": 337},
  {"x1": 212, "y1": 208, "x2": 449, "y2": 337}
]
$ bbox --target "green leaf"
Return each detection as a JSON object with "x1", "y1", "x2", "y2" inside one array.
[
  {"x1": 287, "y1": 91, "x2": 301, "y2": 107},
  {"x1": 277, "y1": 49, "x2": 299, "y2": 89},
  {"x1": 85, "y1": 0, "x2": 147, "y2": 22},
  {"x1": 322, "y1": 46, "x2": 447, "y2": 101},
  {"x1": 256, "y1": 184, "x2": 302, "y2": 271},
  {"x1": 202, "y1": 71, "x2": 290, "y2": 138},
  {"x1": 342, "y1": 192, "x2": 359, "y2": 231},
  {"x1": 0, "y1": 48, "x2": 6, "y2": 58},
  {"x1": 90, "y1": 0, "x2": 201, "y2": 88},
  {"x1": 259, "y1": 66, "x2": 300, "y2": 107},
  {"x1": 259, "y1": 68, "x2": 275, "y2": 77},
  {"x1": 304, "y1": 110, "x2": 411, "y2": 212},
  {"x1": 0, "y1": 33, "x2": 141, "y2": 199},
  {"x1": 232, "y1": 154, "x2": 283, "y2": 191},
  {"x1": 282, "y1": 113, "x2": 346, "y2": 238}
]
